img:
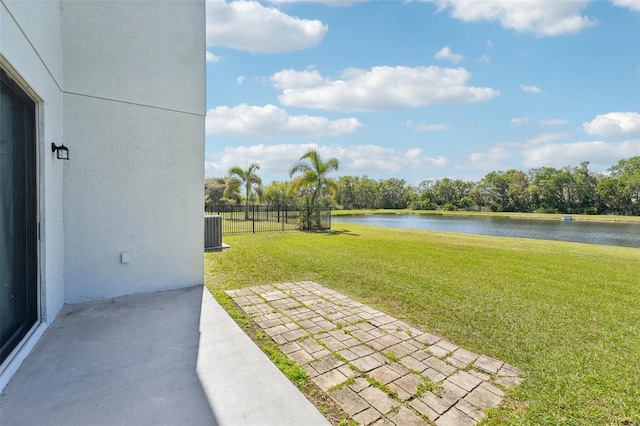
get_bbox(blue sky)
[204,0,640,185]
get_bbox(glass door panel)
[0,69,38,365]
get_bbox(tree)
[223,177,243,207]
[204,177,227,211]
[504,170,531,212]
[289,149,340,206]
[430,178,474,209]
[263,181,298,207]
[410,180,438,210]
[570,162,598,214]
[597,157,640,215]
[529,167,571,213]
[475,171,510,211]
[378,178,411,209]
[355,176,380,209]
[205,177,246,210]
[289,149,339,227]
[335,176,359,209]
[228,163,263,220]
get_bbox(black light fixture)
[51,142,69,160]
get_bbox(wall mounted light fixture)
[51,143,69,160]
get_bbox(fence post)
[252,204,256,234]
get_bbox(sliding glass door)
[0,68,38,365]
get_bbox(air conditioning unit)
[204,215,223,251]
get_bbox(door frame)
[0,58,42,371]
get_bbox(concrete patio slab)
[0,285,329,426]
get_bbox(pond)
[333,214,640,248]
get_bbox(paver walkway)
[227,281,523,426]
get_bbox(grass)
[367,377,398,398]
[414,378,440,399]
[204,223,640,425]
[260,342,309,388]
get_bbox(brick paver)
[360,386,399,414]
[387,406,429,425]
[353,407,382,425]
[328,387,369,416]
[227,281,524,425]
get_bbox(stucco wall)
[61,0,206,302]
[0,1,204,388]
[0,0,66,323]
[0,0,65,389]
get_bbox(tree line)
[205,156,640,216]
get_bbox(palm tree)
[223,177,243,207]
[289,149,339,228]
[228,163,262,220]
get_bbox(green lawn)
[204,223,640,425]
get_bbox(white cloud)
[539,119,569,126]
[272,66,499,112]
[478,54,491,63]
[526,131,574,145]
[460,146,511,170]
[205,104,362,138]
[205,144,314,179]
[405,121,451,132]
[206,0,328,53]
[334,145,447,176]
[268,0,366,5]
[582,112,640,138]
[521,84,543,94]
[206,51,220,62]
[426,0,595,36]
[237,76,246,85]
[470,147,511,162]
[511,117,530,126]
[486,40,493,50]
[205,143,447,180]
[523,140,640,168]
[271,69,326,89]
[612,0,640,12]
[434,46,464,64]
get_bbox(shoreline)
[332,209,640,225]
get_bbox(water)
[333,214,640,248]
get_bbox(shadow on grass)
[304,228,359,236]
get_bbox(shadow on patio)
[0,286,328,426]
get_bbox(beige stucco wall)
[1,0,205,388]
[1,0,66,325]
[1,0,65,389]
[60,0,206,301]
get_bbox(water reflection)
[333,214,640,248]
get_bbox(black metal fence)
[205,204,332,235]
[300,204,332,232]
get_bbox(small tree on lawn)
[228,163,263,220]
[289,149,339,228]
